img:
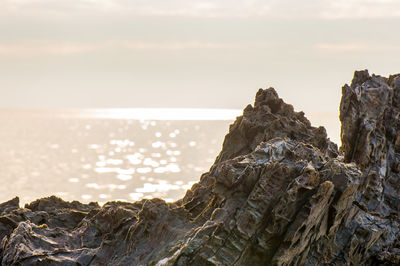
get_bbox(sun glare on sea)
[83,108,243,120]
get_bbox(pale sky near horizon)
[0,0,399,116]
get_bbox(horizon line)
[0,108,244,120]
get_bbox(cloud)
[315,43,400,52]
[2,0,400,19]
[120,41,231,50]
[2,0,120,14]
[0,41,95,56]
[0,40,236,57]
[319,0,400,19]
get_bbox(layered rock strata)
[1,70,400,265]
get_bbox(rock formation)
[1,70,400,265]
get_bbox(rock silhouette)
[1,70,400,265]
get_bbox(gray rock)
[1,70,400,265]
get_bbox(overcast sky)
[0,0,399,114]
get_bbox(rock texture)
[1,70,400,265]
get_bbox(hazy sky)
[0,0,399,114]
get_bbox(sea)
[0,109,340,206]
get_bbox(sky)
[0,0,399,116]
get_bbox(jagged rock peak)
[215,87,338,165]
[340,69,400,167]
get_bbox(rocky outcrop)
[1,70,400,265]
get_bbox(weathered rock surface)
[1,70,400,265]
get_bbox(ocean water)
[0,109,340,206]
[0,109,238,205]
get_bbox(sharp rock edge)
[1,70,400,265]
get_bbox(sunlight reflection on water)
[0,109,239,205]
[0,109,339,205]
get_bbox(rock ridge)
[1,70,400,265]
